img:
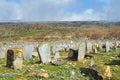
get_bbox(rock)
[104,66,112,80]
[51,60,64,66]
[0,73,13,77]
[93,65,112,80]
[32,52,38,57]
[37,72,49,78]
[28,72,36,78]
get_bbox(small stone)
[71,70,75,75]
[37,72,49,78]
[51,60,64,66]
[28,72,36,78]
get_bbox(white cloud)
[0,0,120,21]
[64,9,101,21]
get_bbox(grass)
[0,29,49,40]
[0,48,120,80]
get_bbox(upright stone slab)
[98,41,103,51]
[54,52,60,60]
[106,41,110,52]
[38,44,51,63]
[13,57,23,70]
[23,45,34,60]
[0,47,6,58]
[68,49,78,61]
[86,42,92,54]
[6,48,24,68]
[78,42,86,61]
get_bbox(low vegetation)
[0,22,120,41]
[0,48,119,80]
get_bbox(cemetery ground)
[0,48,120,80]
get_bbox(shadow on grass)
[80,68,103,80]
[106,60,120,65]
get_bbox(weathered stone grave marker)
[54,52,60,60]
[23,44,34,60]
[92,43,98,53]
[38,43,51,63]
[6,48,24,68]
[86,42,92,54]
[68,49,78,61]
[13,57,23,70]
[106,41,110,52]
[0,46,6,58]
[98,41,102,51]
[78,42,86,61]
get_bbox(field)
[0,48,119,80]
[0,22,120,41]
[0,21,120,80]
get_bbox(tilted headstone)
[106,41,110,52]
[23,45,34,60]
[38,44,51,63]
[78,42,86,61]
[86,42,92,54]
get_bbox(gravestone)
[54,52,60,60]
[86,42,92,54]
[23,45,34,60]
[0,47,6,58]
[68,49,78,61]
[13,57,23,70]
[6,48,24,68]
[98,41,102,51]
[106,41,110,52]
[92,43,98,53]
[6,49,14,67]
[38,43,51,63]
[78,42,86,61]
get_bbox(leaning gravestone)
[106,41,110,52]
[78,42,86,61]
[86,42,92,54]
[23,45,34,60]
[38,43,51,63]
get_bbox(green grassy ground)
[0,48,120,80]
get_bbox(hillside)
[0,21,120,41]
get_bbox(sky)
[0,0,120,22]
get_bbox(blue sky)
[0,0,119,21]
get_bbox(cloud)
[0,0,120,21]
[64,9,102,21]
